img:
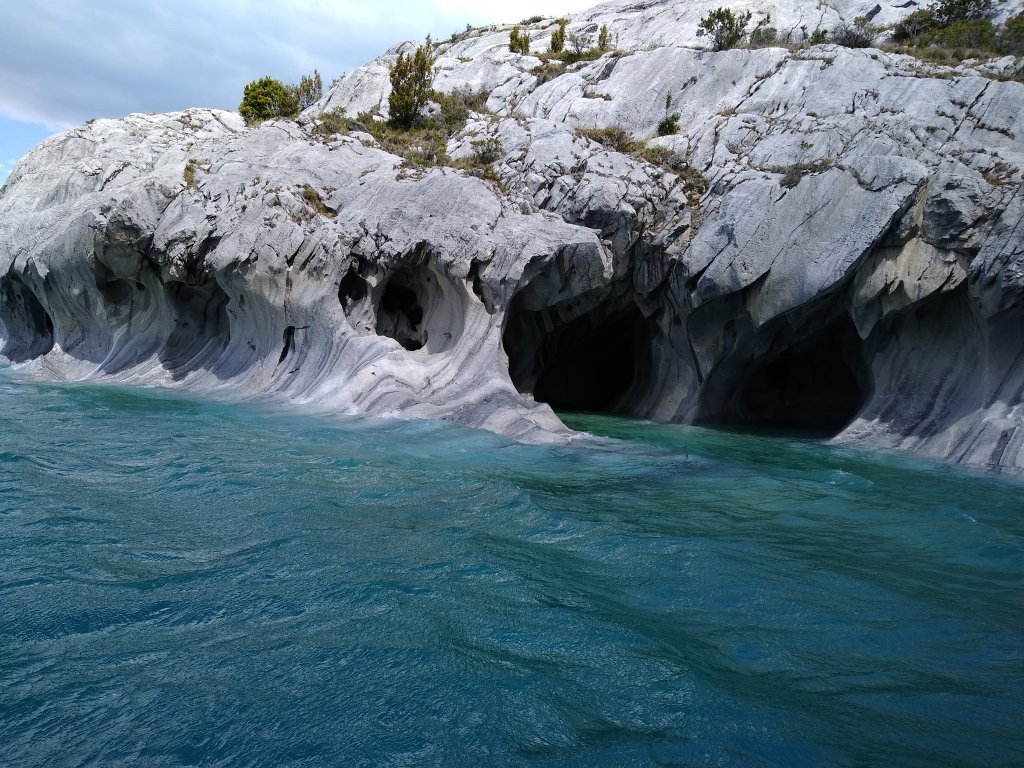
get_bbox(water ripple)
[0,374,1022,766]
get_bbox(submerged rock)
[2,0,1024,469]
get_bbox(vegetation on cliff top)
[239,72,323,126]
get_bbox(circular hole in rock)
[374,261,462,354]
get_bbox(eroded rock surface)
[2,0,1024,469]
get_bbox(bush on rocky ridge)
[748,23,779,47]
[697,8,753,51]
[389,40,436,129]
[239,72,323,126]
[658,113,680,136]
[831,17,873,48]
[578,126,641,153]
[239,77,300,125]
[509,26,531,55]
[356,87,491,170]
[888,0,1023,59]
[311,108,349,140]
[1004,12,1024,54]
[550,19,568,53]
[294,71,323,110]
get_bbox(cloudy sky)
[0,0,594,182]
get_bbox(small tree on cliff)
[239,77,300,125]
[293,70,323,110]
[550,19,568,52]
[509,26,531,54]
[598,23,612,51]
[388,40,436,129]
[697,8,753,51]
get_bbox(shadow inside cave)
[698,315,872,437]
[505,292,871,438]
[504,298,649,415]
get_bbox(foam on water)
[1,369,1022,767]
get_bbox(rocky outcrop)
[2,0,1024,469]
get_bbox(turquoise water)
[1,370,1022,767]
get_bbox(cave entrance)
[159,280,230,378]
[703,315,870,436]
[0,275,54,362]
[504,300,647,414]
[376,270,426,351]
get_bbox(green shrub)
[933,18,999,49]
[294,70,323,110]
[449,137,505,185]
[697,8,753,51]
[312,107,349,139]
[183,159,200,188]
[885,0,1022,61]
[357,88,490,170]
[892,9,938,41]
[1001,12,1024,54]
[749,25,779,47]
[433,87,488,133]
[658,113,681,136]
[891,0,996,45]
[933,0,993,25]
[831,18,873,48]
[509,26,531,54]
[471,137,504,164]
[522,15,544,25]
[532,59,566,84]
[301,184,333,217]
[568,31,591,55]
[550,19,568,53]
[598,24,612,51]
[239,77,300,125]
[448,24,475,45]
[578,126,641,153]
[389,41,436,129]
[544,46,606,65]
[809,29,829,44]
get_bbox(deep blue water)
[1,369,1022,768]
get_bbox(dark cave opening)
[93,260,134,305]
[159,280,230,377]
[0,275,54,362]
[703,315,871,436]
[376,267,427,352]
[338,264,367,311]
[504,300,647,414]
[278,325,296,365]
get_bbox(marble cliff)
[1,0,1023,469]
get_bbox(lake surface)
[1,369,1022,767]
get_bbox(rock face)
[2,0,1024,469]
